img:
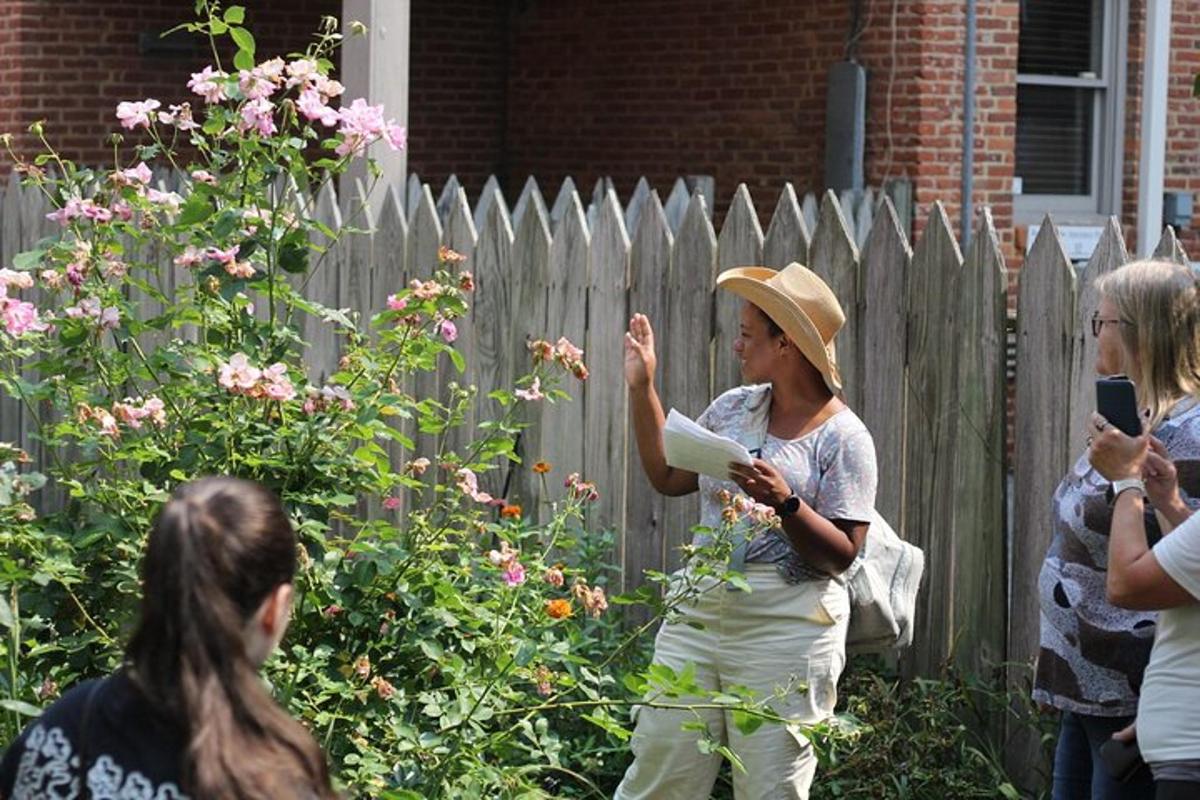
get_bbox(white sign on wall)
[1025,224,1106,262]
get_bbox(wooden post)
[340,0,409,215]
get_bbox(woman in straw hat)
[614,262,877,799]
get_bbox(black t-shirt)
[0,670,188,799]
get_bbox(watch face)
[782,495,800,514]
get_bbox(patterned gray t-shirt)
[695,384,878,582]
[1034,399,1200,716]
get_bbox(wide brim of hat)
[716,267,843,393]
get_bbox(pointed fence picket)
[5,168,1194,714]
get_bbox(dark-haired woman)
[0,477,337,800]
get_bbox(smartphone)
[1096,377,1143,437]
[1098,736,1148,783]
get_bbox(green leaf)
[0,699,42,718]
[233,48,255,73]
[209,19,228,35]
[12,249,45,270]
[582,713,632,742]
[448,348,465,374]
[223,5,246,24]
[229,26,256,57]
[278,238,308,274]
[177,193,214,226]
[731,709,764,737]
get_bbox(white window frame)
[1014,0,1128,225]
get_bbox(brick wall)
[406,0,508,200]
[0,0,338,171]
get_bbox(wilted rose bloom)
[534,665,553,697]
[101,260,128,279]
[438,246,467,265]
[500,504,522,520]
[0,269,33,291]
[514,377,544,402]
[35,677,58,702]
[458,271,475,292]
[544,566,565,587]
[570,360,590,381]
[438,319,457,343]
[323,604,343,618]
[554,337,584,365]
[583,586,608,618]
[191,169,218,186]
[371,676,396,700]
[528,339,554,363]
[226,260,256,279]
[40,270,64,289]
[354,655,371,679]
[409,279,442,301]
[544,599,572,620]
[404,457,431,476]
[174,246,204,269]
[386,293,408,312]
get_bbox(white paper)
[663,409,753,480]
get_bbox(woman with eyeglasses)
[1034,260,1200,800]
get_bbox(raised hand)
[1143,436,1183,515]
[624,313,657,390]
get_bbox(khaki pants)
[614,564,849,800]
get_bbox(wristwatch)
[1111,477,1146,499]
[776,494,801,518]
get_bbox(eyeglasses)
[1091,312,1130,338]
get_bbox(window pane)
[1018,0,1101,76]
[1016,85,1094,195]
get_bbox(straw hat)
[716,262,844,394]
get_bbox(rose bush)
[0,3,788,797]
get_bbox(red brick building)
[1,0,1196,264]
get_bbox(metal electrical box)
[825,62,866,192]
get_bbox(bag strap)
[76,676,109,799]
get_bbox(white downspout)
[1136,0,1171,257]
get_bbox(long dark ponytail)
[126,477,336,799]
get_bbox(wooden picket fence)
[0,169,1192,719]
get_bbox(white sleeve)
[1152,511,1200,602]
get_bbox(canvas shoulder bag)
[739,385,924,653]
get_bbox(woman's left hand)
[1088,412,1149,481]
[728,459,791,508]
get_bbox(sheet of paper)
[663,408,753,480]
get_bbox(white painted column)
[1136,0,1171,257]
[341,0,410,214]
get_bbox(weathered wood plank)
[302,181,344,381]
[550,176,580,235]
[662,192,716,573]
[626,189,673,587]
[763,183,810,269]
[474,174,501,233]
[1068,218,1128,459]
[1008,215,1076,788]
[624,176,652,236]
[859,196,910,526]
[900,201,963,678]
[507,183,552,515]
[951,207,1008,678]
[1153,225,1189,264]
[439,186,478,459]
[543,189,590,517]
[663,178,690,235]
[582,189,630,564]
[808,191,861,410]
[406,184,445,478]
[436,174,461,225]
[714,184,763,395]
[470,186,515,500]
[511,175,542,230]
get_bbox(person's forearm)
[1108,489,1150,603]
[1157,492,1192,533]
[628,383,686,495]
[779,502,857,574]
